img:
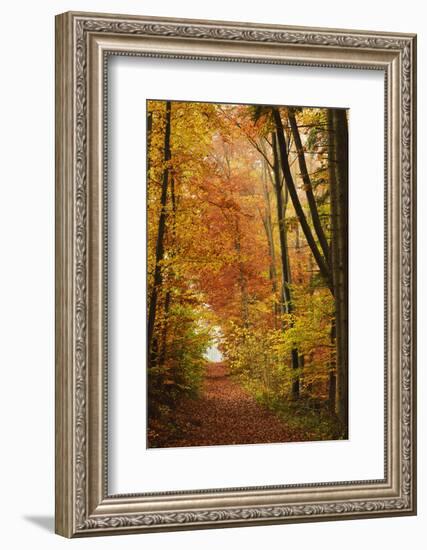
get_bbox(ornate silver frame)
[55,11,417,537]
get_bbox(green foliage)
[167,304,211,396]
[253,389,345,441]
[219,282,342,440]
[223,323,295,398]
[306,127,320,150]
[148,304,212,419]
[222,284,334,396]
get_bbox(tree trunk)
[272,133,291,312]
[234,217,249,326]
[159,290,171,366]
[271,132,299,397]
[271,107,333,294]
[260,160,281,326]
[147,101,171,367]
[328,319,337,411]
[158,175,177,367]
[328,370,337,412]
[288,108,330,266]
[147,109,153,177]
[328,109,349,435]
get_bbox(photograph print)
[146,99,348,449]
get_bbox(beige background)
[0,0,424,548]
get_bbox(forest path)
[164,362,308,447]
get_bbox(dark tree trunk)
[234,217,249,326]
[272,133,291,313]
[328,370,337,412]
[271,132,300,396]
[147,101,171,367]
[271,107,333,294]
[328,109,349,435]
[288,108,330,266]
[158,176,177,367]
[159,290,171,366]
[146,110,153,177]
[328,319,337,411]
[260,160,281,326]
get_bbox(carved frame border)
[55,11,416,537]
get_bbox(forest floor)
[149,362,315,448]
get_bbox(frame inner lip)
[102,51,389,498]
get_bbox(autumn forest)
[147,99,348,448]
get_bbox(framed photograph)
[55,11,417,537]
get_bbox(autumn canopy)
[146,99,348,448]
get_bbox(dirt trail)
[162,362,307,448]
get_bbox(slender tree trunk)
[328,109,349,435]
[272,132,299,397]
[272,133,291,312]
[328,319,337,411]
[146,110,153,178]
[334,109,349,434]
[158,175,177,367]
[260,160,281,326]
[271,107,334,294]
[234,217,249,326]
[147,101,171,367]
[292,212,305,380]
[288,108,331,266]
[159,290,171,366]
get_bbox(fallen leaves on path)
[150,362,311,448]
